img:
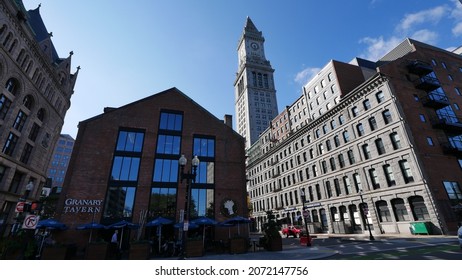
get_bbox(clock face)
[250,42,259,50]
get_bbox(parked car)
[281,226,301,238]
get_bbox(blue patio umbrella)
[191,217,217,247]
[174,221,199,230]
[145,216,173,227]
[37,218,67,230]
[223,216,251,235]
[76,222,107,242]
[107,220,140,229]
[145,217,174,252]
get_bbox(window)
[426,137,434,146]
[2,133,18,156]
[343,176,352,195]
[23,95,34,110]
[363,99,371,110]
[375,138,386,155]
[347,150,355,164]
[455,87,461,96]
[442,62,447,69]
[321,161,328,173]
[111,156,140,181]
[343,131,350,143]
[338,154,345,168]
[334,136,340,147]
[334,179,341,196]
[443,181,462,204]
[362,144,371,159]
[419,114,426,122]
[0,94,12,120]
[150,187,177,218]
[369,168,380,189]
[326,181,333,198]
[339,115,345,125]
[376,91,384,103]
[329,157,336,170]
[194,137,215,184]
[376,201,392,222]
[326,139,332,151]
[399,160,414,183]
[323,125,329,134]
[190,188,214,217]
[37,108,45,122]
[153,159,178,182]
[409,196,430,221]
[448,74,453,81]
[392,198,409,221]
[352,106,359,117]
[116,131,144,152]
[390,132,401,150]
[356,123,365,136]
[20,143,33,164]
[156,135,180,155]
[369,117,378,131]
[383,164,396,186]
[330,120,336,130]
[13,110,27,132]
[353,173,362,193]
[159,111,183,131]
[5,78,19,95]
[382,110,392,124]
[319,143,325,155]
[454,103,460,111]
[103,186,136,219]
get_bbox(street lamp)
[178,154,199,259]
[358,189,374,241]
[299,189,312,247]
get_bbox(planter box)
[186,239,204,257]
[85,243,109,260]
[42,247,68,260]
[267,237,282,251]
[229,237,248,254]
[129,243,151,260]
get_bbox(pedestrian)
[111,230,119,259]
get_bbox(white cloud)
[359,36,403,61]
[294,67,321,86]
[450,0,462,19]
[411,29,439,44]
[397,6,448,33]
[453,22,462,36]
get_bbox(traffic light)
[31,201,41,212]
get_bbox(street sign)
[22,214,39,229]
[15,202,25,213]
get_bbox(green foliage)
[262,210,280,239]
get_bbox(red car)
[281,226,301,238]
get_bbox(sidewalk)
[172,233,457,260]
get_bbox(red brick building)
[56,88,247,249]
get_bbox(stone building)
[247,39,462,236]
[0,1,78,236]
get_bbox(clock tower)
[234,17,278,149]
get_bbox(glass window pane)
[207,139,215,157]
[116,132,127,151]
[153,159,163,182]
[111,157,123,180]
[134,133,144,152]
[129,157,140,181]
[174,114,182,131]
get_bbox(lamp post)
[358,189,374,241]
[178,154,199,259]
[299,189,311,247]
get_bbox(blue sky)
[22,0,462,139]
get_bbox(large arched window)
[5,78,19,95]
[391,198,409,221]
[376,200,392,222]
[23,95,34,110]
[409,196,430,221]
[37,108,46,122]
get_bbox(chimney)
[224,114,233,128]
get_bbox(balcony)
[431,116,462,133]
[407,60,433,76]
[413,75,441,91]
[420,93,450,109]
